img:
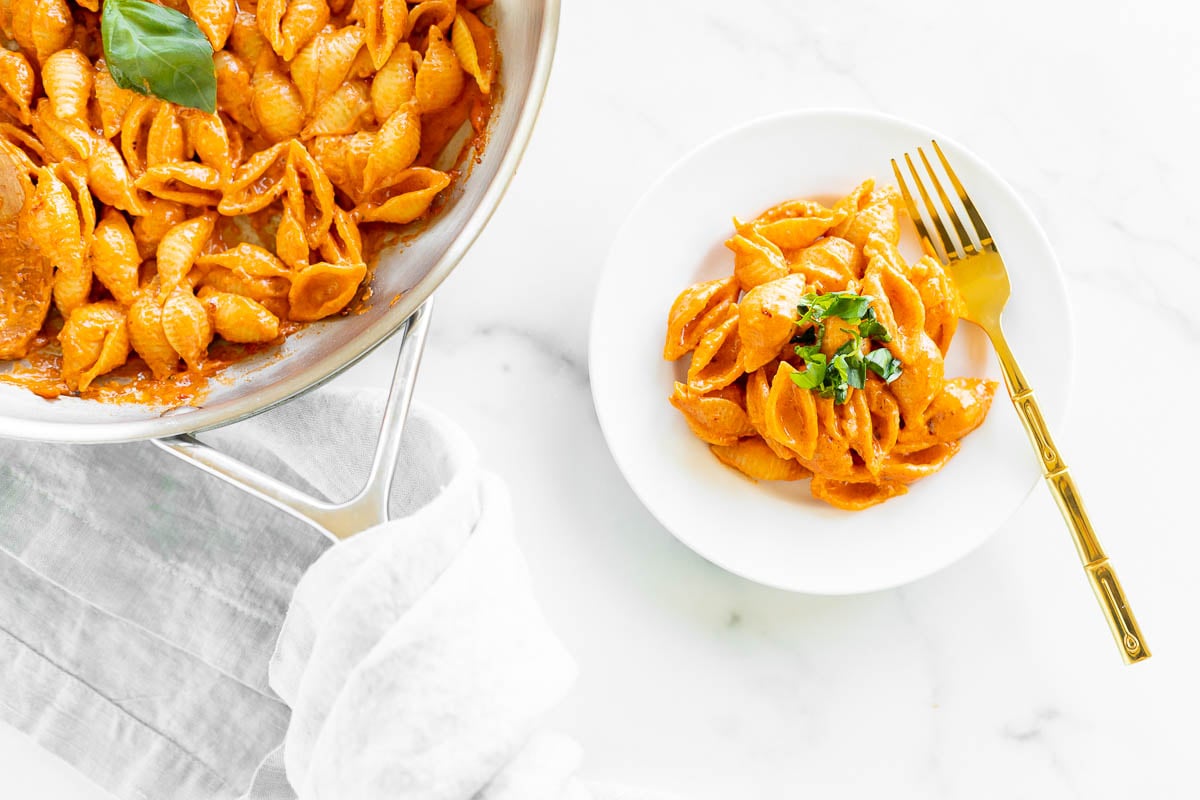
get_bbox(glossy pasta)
[0,0,498,395]
[664,180,997,510]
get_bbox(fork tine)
[932,140,994,251]
[890,157,939,261]
[918,146,976,257]
[904,152,957,262]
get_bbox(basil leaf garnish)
[101,0,217,113]
[864,348,903,383]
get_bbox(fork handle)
[989,328,1150,664]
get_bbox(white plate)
[589,109,1072,595]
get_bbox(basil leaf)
[835,327,862,358]
[794,343,822,361]
[858,309,892,343]
[845,357,866,390]
[789,355,826,390]
[865,348,903,383]
[826,353,849,390]
[102,0,217,113]
[821,292,873,321]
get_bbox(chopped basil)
[864,347,903,383]
[790,290,903,403]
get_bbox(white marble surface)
[5,0,1199,796]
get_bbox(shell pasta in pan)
[0,0,497,398]
[664,180,997,510]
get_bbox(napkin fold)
[0,389,673,800]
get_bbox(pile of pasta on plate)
[664,180,998,511]
[0,0,496,398]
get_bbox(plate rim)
[589,106,1075,595]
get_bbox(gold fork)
[891,141,1150,664]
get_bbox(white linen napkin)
[0,388,675,800]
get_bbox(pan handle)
[152,301,434,541]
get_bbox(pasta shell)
[0,49,35,125]
[183,111,235,181]
[199,267,290,314]
[128,291,180,378]
[790,236,855,291]
[362,100,420,193]
[747,199,840,251]
[829,179,874,239]
[0,121,46,167]
[318,205,364,265]
[31,0,73,64]
[308,132,371,200]
[251,59,304,143]
[119,96,160,177]
[219,140,289,214]
[196,243,291,278]
[58,300,130,392]
[91,208,141,307]
[687,303,742,393]
[744,366,798,461]
[923,378,997,443]
[24,165,84,283]
[275,205,310,268]
[147,103,186,168]
[188,0,236,50]
[878,442,959,484]
[136,162,223,207]
[214,51,260,134]
[354,166,449,224]
[86,136,146,215]
[41,49,92,122]
[283,140,336,247]
[864,377,901,454]
[300,79,372,139]
[287,260,366,321]
[92,59,137,139]
[258,0,330,62]
[763,362,819,460]
[230,10,270,64]
[711,437,811,482]
[353,0,408,69]
[132,198,187,261]
[414,25,463,114]
[406,0,456,35]
[663,275,738,360]
[31,99,91,162]
[199,288,280,343]
[452,9,496,95]
[810,476,907,511]
[908,255,961,357]
[737,273,806,372]
[156,213,216,298]
[161,287,213,371]
[290,25,365,115]
[839,186,901,261]
[726,229,788,291]
[669,381,753,446]
[370,43,415,122]
[0,190,53,361]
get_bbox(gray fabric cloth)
[0,389,432,798]
[0,388,675,800]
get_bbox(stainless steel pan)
[0,0,560,539]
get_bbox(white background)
[5,0,1199,797]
